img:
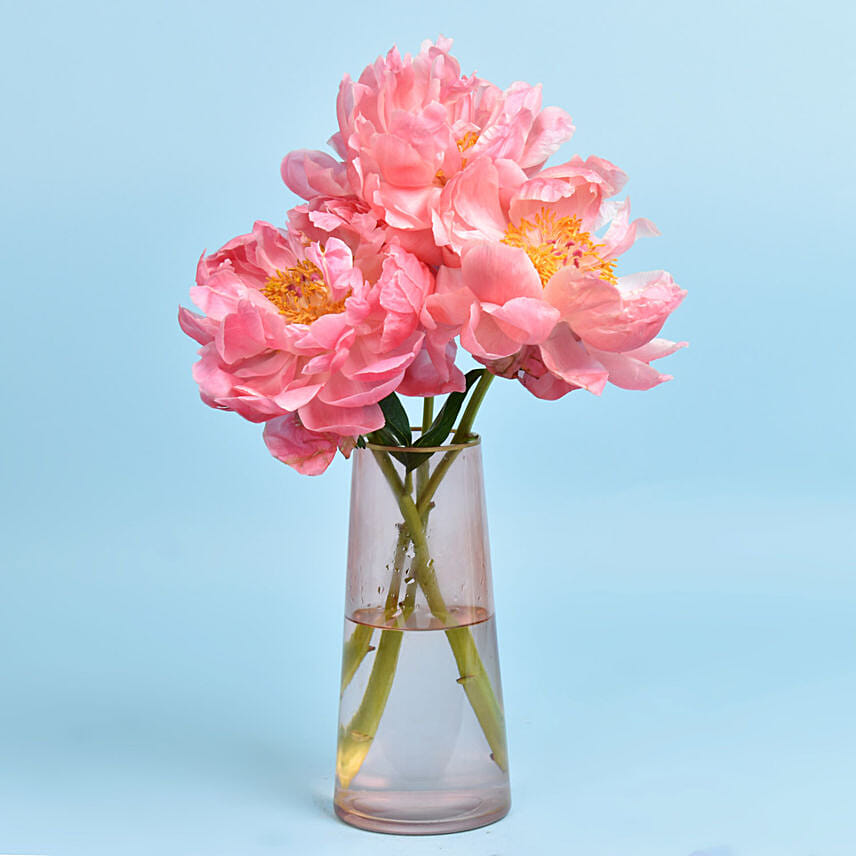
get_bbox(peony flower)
[426,154,686,397]
[178,221,453,468]
[281,37,575,238]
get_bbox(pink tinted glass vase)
[334,437,511,834]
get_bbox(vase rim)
[364,431,481,454]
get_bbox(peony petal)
[263,413,340,475]
[460,242,543,304]
[425,266,474,328]
[624,337,688,362]
[398,339,466,396]
[520,370,578,400]
[538,324,609,395]
[298,398,385,435]
[317,373,403,407]
[512,154,627,226]
[461,305,526,360]
[178,306,217,345]
[281,149,350,200]
[588,347,673,390]
[271,382,323,411]
[545,268,686,353]
[214,301,268,363]
[433,157,510,253]
[599,199,659,260]
[518,106,575,169]
[482,297,560,345]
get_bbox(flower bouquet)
[179,37,685,835]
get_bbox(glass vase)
[334,436,511,834]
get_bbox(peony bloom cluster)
[180,38,685,474]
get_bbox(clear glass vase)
[334,436,511,834]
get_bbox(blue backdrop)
[1,1,853,854]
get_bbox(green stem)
[417,397,434,522]
[374,448,508,771]
[454,370,494,443]
[340,624,374,695]
[393,481,508,771]
[341,517,410,695]
[337,627,404,787]
[444,625,507,767]
[416,370,495,517]
[422,396,434,434]
[336,453,409,787]
[383,525,411,621]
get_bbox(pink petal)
[599,199,659,260]
[461,305,527,360]
[512,155,627,225]
[545,269,686,353]
[460,242,543,304]
[625,337,688,362]
[281,149,350,200]
[271,382,323,411]
[588,346,675,390]
[372,133,438,187]
[586,338,687,390]
[521,370,578,400]
[298,398,385,435]
[426,266,474,328]
[263,413,340,476]
[178,306,217,345]
[214,301,268,363]
[518,106,575,170]
[483,297,560,345]
[538,324,609,395]
[432,157,511,253]
[397,339,466,396]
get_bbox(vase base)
[334,787,510,835]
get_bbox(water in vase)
[335,605,511,835]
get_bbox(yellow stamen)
[262,260,347,325]
[502,209,618,286]
[456,130,480,154]
[434,131,481,186]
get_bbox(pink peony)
[281,37,575,235]
[178,221,450,467]
[426,154,686,397]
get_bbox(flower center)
[435,131,482,187]
[502,209,618,286]
[262,260,347,325]
[456,130,480,154]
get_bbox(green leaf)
[367,427,399,447]
[415,369,483,449]
[366,428,413,469]
[378,393,411,446]
[399,369,484,474]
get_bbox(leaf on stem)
[368,371,485,473]
[415,369,483,448]
[379,392,412,446]
[397,369,483,473]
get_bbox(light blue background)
[1,1,853,854]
